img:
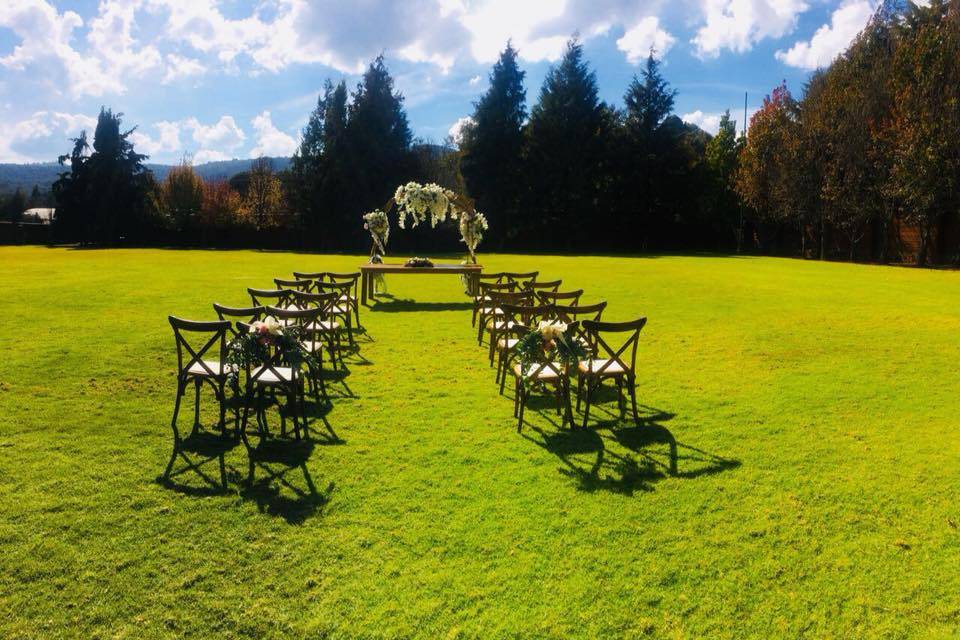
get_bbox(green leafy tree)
[887,0,960,264]
[459,42,526,246]
[704,111,745,249]
[245,157,284,230]
[162,160,204,232]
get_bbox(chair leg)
[499,359,509,395]
[628,377,641,427]
[575,373,584,412]
[163,381,186,480]
[615,377,625,419]
[216,381,227,435]
[517,384,526,432]
[192,377,202,434]
[476,316,485,345]
[488,334,497,366]
[581,379,594,430]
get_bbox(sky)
[0,0,879,164]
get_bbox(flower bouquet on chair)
[514,321,586,389]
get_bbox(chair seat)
[338,294,356,304]
[474,295,492,302]
[578,359,626,376]
[305,320,341,331]
[301,340,326,353]
[513,362,563,380]
[497,337,519,350]
[489,320,516,331]
[330,305,349,315]
[479,307,502,315]
[251,366,297,384]
[187,359,235,377]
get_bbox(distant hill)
[0,157,292,194]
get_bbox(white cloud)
[250,111,297,157]
[469,75,481,86]
[192,149,231,164]
[682,110,722,134]
[0,0,121,97]
[616,16,676,63]
[183,116,246,150]
[129,120,182,156]
[448,116,474,145]
[692,0,809,58]
[162,54,207,84]
[0,111,97,162]
[775,0,875,70]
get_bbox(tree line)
[736,0,960,264]
[49,2,960,263]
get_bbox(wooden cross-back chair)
[536,289,584,307]
[494,302,556,391]
[292,290,344,370]
[473,280,516,328]
[237,306,324,447]
[164,317,234,485]
[522,279,561,293]
[511,320,579,432]
[313,281,356,349]
[478,288,534,346]
[576,317,647,429]
[213,304,265,337]
[325,272,362,328]
[274,278,313,292]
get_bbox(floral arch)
[362,182,489,264]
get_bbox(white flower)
[251,317,283,336]
[537,320,568,341]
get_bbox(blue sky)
[0,0,877,164]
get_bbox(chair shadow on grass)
[158,430,242,497]
[371,297,473,313]
[520,400,740,496]
[240,438,337,525]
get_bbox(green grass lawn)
[1,246,959,639]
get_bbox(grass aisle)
[0,246,959,638]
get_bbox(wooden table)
[359,262,483,306]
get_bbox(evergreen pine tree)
[460,42,526,246]
[524,38,610,247]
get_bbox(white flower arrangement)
[394,182,452,229]
[459,210,489,262]
[250,317,283,337]
[537,320,569,342]
[363,209,390,254]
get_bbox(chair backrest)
[479,272,508,284]
[490,289,535,306]
[248,287,294,308]
[168,317,230,378]
[293,271,327,281]
[325,272,360,283]
[479,281,517,296]
[523,279,561,292]
[314,280,353,299]
[291,290,338,315]
[536,289,584,306]
[213,304,265,336]
[582,317,647,378]
[274,278,313,292]
[503,271,538,284]
[553,301,606,347]
[500,302,555,330]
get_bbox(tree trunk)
[818,214,825,261]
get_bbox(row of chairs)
[164,271,360,485]
[472,271,647,431]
